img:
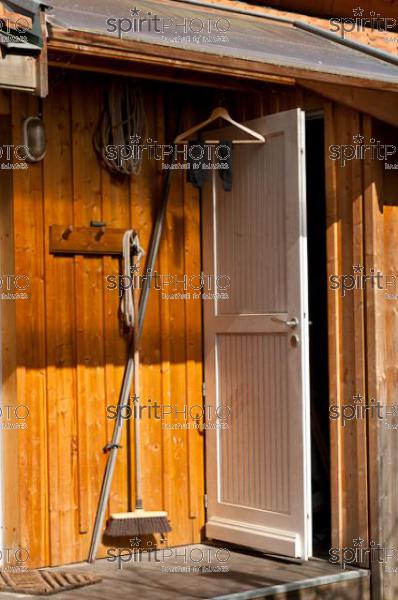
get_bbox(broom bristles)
[104,513,171,537]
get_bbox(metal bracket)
[103,443,122,454]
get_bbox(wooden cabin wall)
[1,72,205,567]
[1,76,329,569]
[2,68,396,595]
[363,117,398,600]
[319,105,398,599]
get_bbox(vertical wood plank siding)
[5,72,205,566]
[2,69,394,600]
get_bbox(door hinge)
[202,382,206,398]
[204,494,208,509]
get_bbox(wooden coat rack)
[49,224,134,256]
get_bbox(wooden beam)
[363,115,386,600]
[324,102,343,552]
[325,103,369,560]
[299,80,398,127]
[36,8,48,97]
[0,114,20,558]
[47,40,295,88]
[47,53,279,92]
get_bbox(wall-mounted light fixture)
[22,115,46,162]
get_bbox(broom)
[89,110,180,562]
[104,237,171,538]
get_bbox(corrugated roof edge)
[43,0,398,91]
[296,22,398,68]
[173,0,398,68]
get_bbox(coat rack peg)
[62,225,74,240]
[95,226,106,241]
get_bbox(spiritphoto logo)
[0,546,30,572]
[329,134,396,167]
[329,265,396,297]
[105,268,231,301]
[0,145,30,170]
[104,136,231,172]
[329,537,397,570]
[0,404,29,431]
[105,6,230,44]
[0,16,30,44]
[329,393,398,428]
[330,7,397,38]
[0,274,30,300]
[107,541,230,572]
[107,396,231,430]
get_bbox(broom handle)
[88,142,176,563]
[133,270,143,510]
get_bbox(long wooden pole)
[88,131,177,563]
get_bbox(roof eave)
[47,27,398,93]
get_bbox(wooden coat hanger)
[174,107,265,145]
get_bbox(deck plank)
[21,545,368,600]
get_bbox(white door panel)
[202,109,311,559]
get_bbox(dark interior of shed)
[305,114,331,557]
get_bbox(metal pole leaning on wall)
[88,117,180,563]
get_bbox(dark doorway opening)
[305,114,331,557]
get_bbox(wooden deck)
[0,545,369,600]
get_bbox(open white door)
[202,109,311,559]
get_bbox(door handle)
[271,316,299,329]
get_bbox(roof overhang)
[4,0,398,95]
[46,26,398,93]
[41,0,398,92]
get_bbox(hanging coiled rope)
[93,81,147,176]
